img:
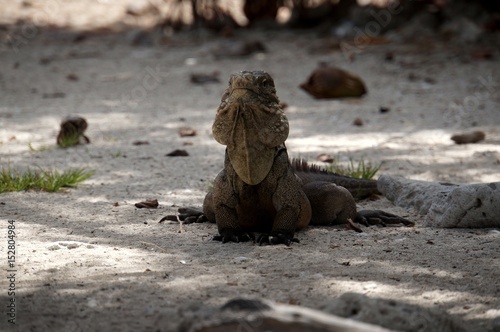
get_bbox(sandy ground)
[1,1,500,331]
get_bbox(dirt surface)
[1,1,500,331]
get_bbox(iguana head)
[220,71,279,104]
[212,71,289,185]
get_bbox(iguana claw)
[213,230,254,243]
[257,233,299,246]
[159,207,208,224]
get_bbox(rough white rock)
[378,175,500,228]
[322,292,466,332]
[180,298,395,332]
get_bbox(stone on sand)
[378,175,500,228]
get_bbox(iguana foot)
[257,233,300,246]
[357,210,414,227]
[213,230,255,243]
[159,207,208,224]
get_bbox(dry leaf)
[451,131,485,144]
[132,140,150,145]
[316,154,334,163]
[178,127,196,137]
[353,117,363,126]
[135,199,159,209]
[300,66,367,99]
[166,149,189,157]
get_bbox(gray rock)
[322,292,466,332]
[179,298,395,332]
[377,175,458,215]
[378,175,500,228]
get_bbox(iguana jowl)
[174,71,413,245]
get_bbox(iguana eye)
[260,78,271,88]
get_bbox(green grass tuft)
[326,158,380,179]
[57,133,81,148]
[0,167,94,193]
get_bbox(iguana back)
[291,159,379,200]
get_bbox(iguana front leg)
[210,171,255,243]
[256,202,304,246]
[255,151,312,246]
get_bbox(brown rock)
[300,66,367,99]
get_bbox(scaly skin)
[291,159,379,200]
[167,71,413,245]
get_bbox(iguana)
[165,71,413,245]
[56,116,90,148]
